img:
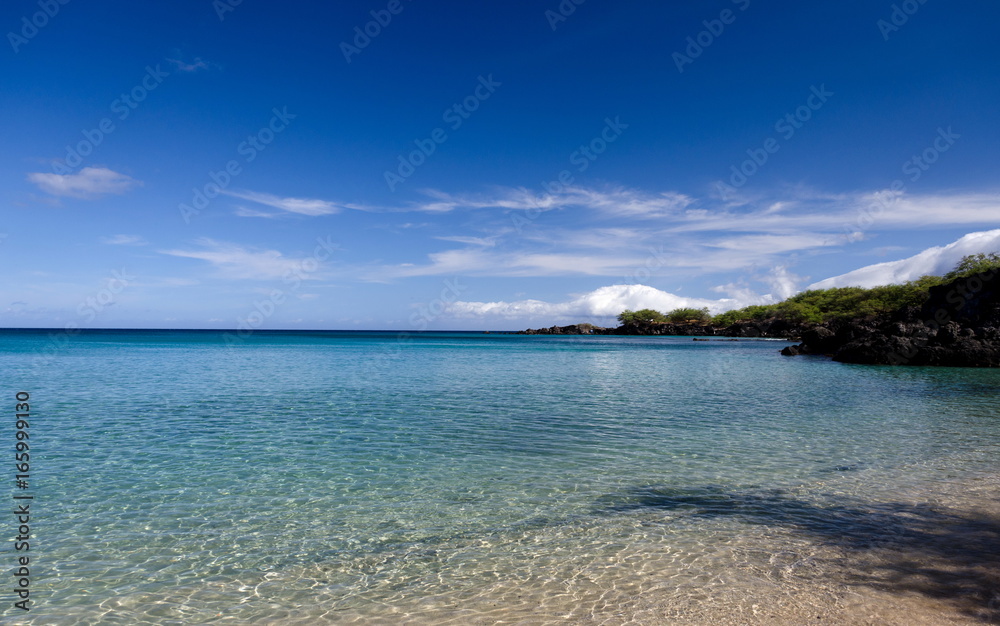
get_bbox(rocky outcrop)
[520,323,608,335]
[781,270,1000,366]
[606,321,719,336]
[720,319,805,339]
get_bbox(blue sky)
[2,0,999,330]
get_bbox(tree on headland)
[616,307,712,325]
[617,308,668,325]
[944,252,1000,281]
[666,307,711,322]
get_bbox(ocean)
[3,329,999,624]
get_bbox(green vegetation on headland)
[623,253,1000,328]
[710,278,943,326]
[617,307,711,325]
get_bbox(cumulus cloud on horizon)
[809,228,1000,290]
[446,284,774,324]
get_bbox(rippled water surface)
[3,330,999,624]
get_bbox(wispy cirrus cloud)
[28,167,140,199]
[666,189,1000,236]
[101,234,148,246]
[159,238,325,280]
[222,189,372,217]
[853,192,1000,228]
[408,184,998,232]
[403,185,693,217]
[707,233,840,254]
[433,235,498,247]
[232,205,280,219]
[558,187,694,218]
[167,56,210,72]
[372,248,653,280]
[368,186,1000,298]
[404,187,557,213]
[222,189,342,216]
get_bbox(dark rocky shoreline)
[520,270,1000,367]
[781,269,1000,366]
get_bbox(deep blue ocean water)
[2,330,999,624]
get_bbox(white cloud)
[434,235,498,247]
[405,185,693,217]
[539,228,647,249]
[232,205,279,218]
[28,167,140,198]
[711,280,769,303]
[562,187,693,218]
[447,284,767,324]
[708,233,838,254]
[222,189,351,216]
[667,190,1000,236]
[167,57,210,72]
[374,248,653,279]
[159,238,323,280]
[764,265,804,300]
[101,234,148,246]
[852,192,1000,228]
[809,229,1000,289]
[373,235,818,280]
[402,187,557,213]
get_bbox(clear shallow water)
[2,330,1000,624]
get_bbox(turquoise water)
[3,330,1000,624]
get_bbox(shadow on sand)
[599,484,1000,621]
